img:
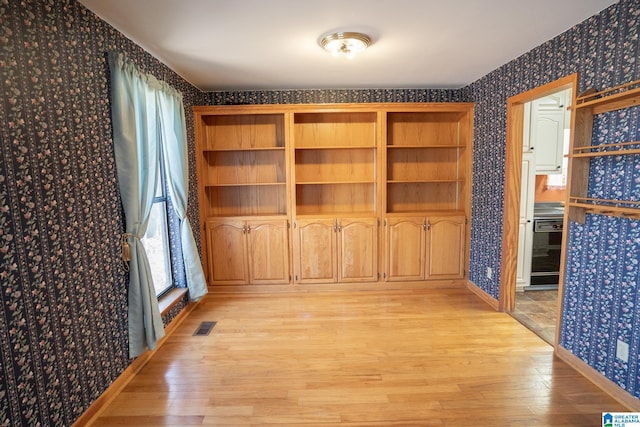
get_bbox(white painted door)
[516,153,535,290]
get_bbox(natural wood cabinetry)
[426,216,466,279]
[385,217,425,281]
[383,106,472,283]
[291,110,379,284]
[205,218,290,285]
[194,108,290,284]
[194,103,473,287]
[386,111,469,213]
[293,217,378,284]
[293,111,378,216]
[385,215,466,281]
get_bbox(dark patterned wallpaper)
[0,1,205,426]
[467,0,640,399]
[209,88,465,105]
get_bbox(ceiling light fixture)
[320,32,371,58]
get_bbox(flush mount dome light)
[320,32,371,58]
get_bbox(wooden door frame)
[499,73,578,312]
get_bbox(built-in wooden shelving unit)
[193,103,473,286]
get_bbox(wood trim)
[193,102,476,115]
[500,101,524,312]
[500,74,578,313]
[205,280,467,295]
[555,346,640,411]
[73,299,199,427]
[466,280,499,310]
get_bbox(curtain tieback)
[121,233,141,271]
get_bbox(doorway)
[499,74,578,347]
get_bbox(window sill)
[158,287,188,316]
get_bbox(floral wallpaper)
[466,0,640,399]
[0,1,205,426]
[209,88,464,105]
[1,0,639,425]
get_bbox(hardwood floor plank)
[88,288,626,426]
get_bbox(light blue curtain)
[156,89,208,300]
[109,52,165,358]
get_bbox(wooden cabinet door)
[425,216,466,280]
[246,219,290,284]
[294,218,337,283]
[205,219,248,284]
[531,93,567,174]
[386,217,425,281]
[338,218,378,282]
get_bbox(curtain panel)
[108,52,208,357]
[156,88,208,300]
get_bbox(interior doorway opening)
[499,74,578,347]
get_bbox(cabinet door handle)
[246,224,251,234]
[424,221,431,230]
[242,225,246,234]
[333,220,338,232]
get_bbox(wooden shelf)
[385,110,470,213]
[387,144,464,149]
[569,198,640,220]
[204,185,287,217]
[203,147,285,152]
[297,180,375,185]
[573,79,640,114]
[200,113,285,151]
[388,179,463,184]
[570,141,640,157]
[294,146,375,150]
[205,182,286,187]
[567,79,640,224]
[295,182,375,215]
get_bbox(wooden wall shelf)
[567,79,640,223]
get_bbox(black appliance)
[529,203,564,290]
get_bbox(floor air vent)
[193,321,216,336]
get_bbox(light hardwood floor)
[90,288,625,426]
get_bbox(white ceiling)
[79,0,618,92]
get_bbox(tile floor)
[512,289,559,345]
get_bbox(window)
[141,146,173,297]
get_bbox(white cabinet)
[516,154,535,290]
[530,92,569,174]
